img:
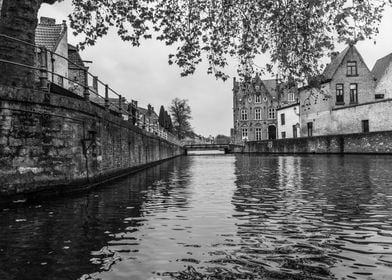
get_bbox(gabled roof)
[372,52,392,82]
[321,45,371,82]
[236,75,280,99]
[322,46,350,81]
[35,18,66,51]
[68,44,86,69]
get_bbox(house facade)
[68,44,89,96]
[299,45,378,136]
[372,53,392,99]
[277,103,300,139]
[35,17,69,88]
[232,75,298,144]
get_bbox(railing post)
[50,52,55,82]
[39,47,48,90]
[127,103,132,123]
[93,76,98,94]
[105,84,109,110]
[83,69,89,101]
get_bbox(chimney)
[40,17,56,25]
[330,51,339,62]
[151,106,154,112]
[148,104,152,113]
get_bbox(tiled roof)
[372,52,392,82]
[68,44,85,69]
[322,46,350,81]
[35,21,66,51]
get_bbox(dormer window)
[255,95,261,103]
[347,61,357,76]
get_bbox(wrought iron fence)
[0,34,181,146]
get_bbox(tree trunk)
[0,0,42,87]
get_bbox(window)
[255,128,262,141]
[288,92,295,102]
[307,122,313,137]
[268,108,276,119]
[293,125,298,138]
[255,108,261,120]
[57,75,64,87]
[281,132,286,139]
[375,94,384,100]
[240,109,248,120]
[242,128,248,139]
[350,83,358,104]
[280,113,285,125]
[255,95,261,103]
[347,61,357,76]
[336,83,344,104]
[362,120,369,133]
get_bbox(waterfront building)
[67,44,89,96]
[276,103,300,139]
[299,44,383,136]
[232,75,298,144]
[35,17,69,88]
[138,105,159,134]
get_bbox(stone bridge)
[183,144,244,154]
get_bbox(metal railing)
[0,33,181,146]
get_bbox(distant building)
[277,103,300,139]
[372,52,392,99]
[67,44,89,96]
[138,105,159,133]
[232,75,298,144]
[35,17,68,88]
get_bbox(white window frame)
[268,108,276,119]
[255,108,261,120]
[255,95,261,103]
[255,128,262,141]
[242,128,248,139]
[240,109,248,121]
[288,92,295,102]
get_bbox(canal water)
[1,154,392,280]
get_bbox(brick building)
[299,44,392,136]
[35,17,69,88]
[231,75,298,144]
[67,44,89,96]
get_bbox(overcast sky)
[39,3,392,137]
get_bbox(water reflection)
[1,155,392,280]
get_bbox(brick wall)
[243,131,392,154]
[0,85,184,196]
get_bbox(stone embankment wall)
[0,85,183,197]
[243,131,392,154]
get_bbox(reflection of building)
[232,75,298,144]
[277,103,300,139]
[35,17,69,88]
